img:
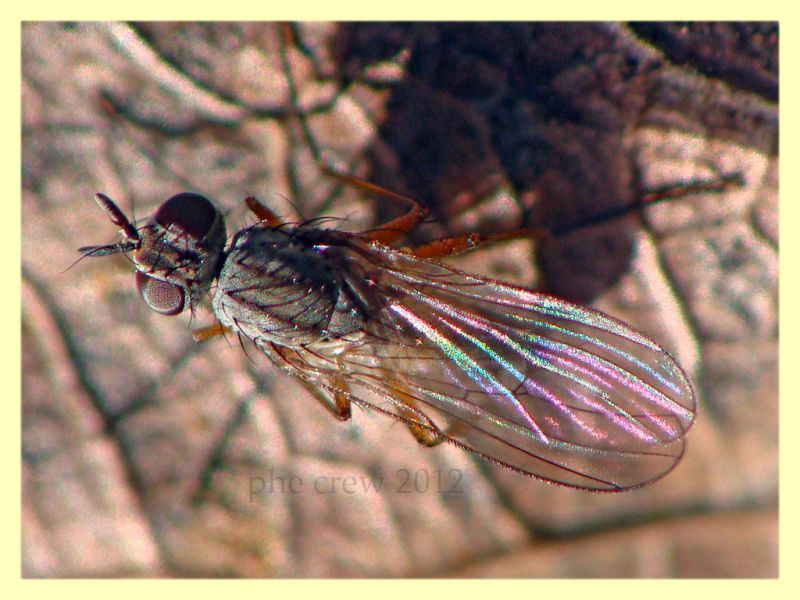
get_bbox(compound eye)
[153,193,218,241]
[135,271,185,316]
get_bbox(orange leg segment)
[411,227,549,260]
[411,172,745,259]
[193,321,231,342]
[245,196,284,228]
[320,167,429,245]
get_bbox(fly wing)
[279,240,696,491]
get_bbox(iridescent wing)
[265,238,696,491]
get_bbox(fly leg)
[378,375,472,447]
[411,228,548,260]
[244,196,284,228]
[410,171,745,260]
[269,343,353,421]
[315,158,742,260]
[397,399,470,448]
[405,415,469,447]
[320,168,429,245]
[193,321,231,341]
[395,397,445,447]
[295,374,352,422]
[407,422,445,447]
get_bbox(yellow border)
[10,1,792,596]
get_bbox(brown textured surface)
[22,22,777,577]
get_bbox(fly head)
[79,192,227,316]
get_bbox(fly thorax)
[213,225,366,346]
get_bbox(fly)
[74,166,740,492]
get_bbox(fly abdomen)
[213,224,366,347]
